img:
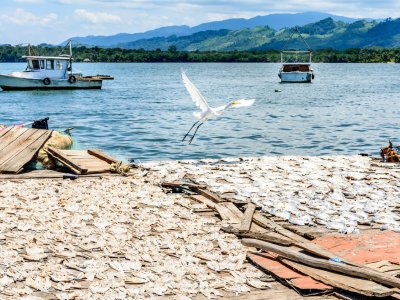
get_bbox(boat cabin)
[281,63,312,72]
[21,56,71,79]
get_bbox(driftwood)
[221,226,292,246]
[242,239,400,289]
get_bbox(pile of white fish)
[146,155,400,234]
[0,172,267,299]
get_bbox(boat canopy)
[23,55,71,60]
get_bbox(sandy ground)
[1,155,399,299]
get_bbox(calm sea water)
[0,62,399,162]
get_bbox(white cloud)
[57,0,93,3]
[74,9,122,24]
[13,0,43,3]
[1,8,57,26]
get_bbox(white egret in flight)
[181,71,255,144]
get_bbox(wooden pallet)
[0,127,52,174]
[46,147,119,174]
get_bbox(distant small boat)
[0,41,113,91]
[278,28,314,83]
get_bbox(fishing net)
[35,131,73,169]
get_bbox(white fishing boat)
[0,42,113,91]
[278,28,314,83]
[278,50,314,83]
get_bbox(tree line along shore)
[0,45,399,63]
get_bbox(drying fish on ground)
[0,174,262,298]
[145,155,400,233]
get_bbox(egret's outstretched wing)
[230,99,255,107]
[182,71,211,116]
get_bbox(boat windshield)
[28,59,40,70]
[27,59,48,70]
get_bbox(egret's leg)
[182,121,199,141]
[189,123,203,144]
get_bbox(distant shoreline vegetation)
[0,45,399,63]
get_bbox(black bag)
[32,117,49,130]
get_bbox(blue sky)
[1,0,399,44]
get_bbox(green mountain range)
[67,12,359,47]
[117,18,400,51]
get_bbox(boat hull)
[279,71,313,83]
[0,75,102,91]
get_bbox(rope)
[281,27,312,51]
[110,161,131,176]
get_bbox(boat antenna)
[69,40,73,73]
[281,27,311,52]
[69,40,72,57]
[27,44,35,56]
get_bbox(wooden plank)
[282,259,393,297]
[195,188,225,203]
[0,127,30,158]
[61,154,94,159]
[78,163,110,170]
[240,203,256,232]
[47,149,115,174]
[216,203,241,223]
[221,226,292,246]
[88,149,119,164]
[64,160,107,166]
[242,239,400,289]
[46,147,87,174]
[191,194,266,232]
[86,168,111,174]
[190,195,217,209]
[65,158,110,166]
[191,195,240,223]
[0,126,13,138]
[0,129,52,174]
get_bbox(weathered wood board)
[0,127,52,174]
[47,147,118,174]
